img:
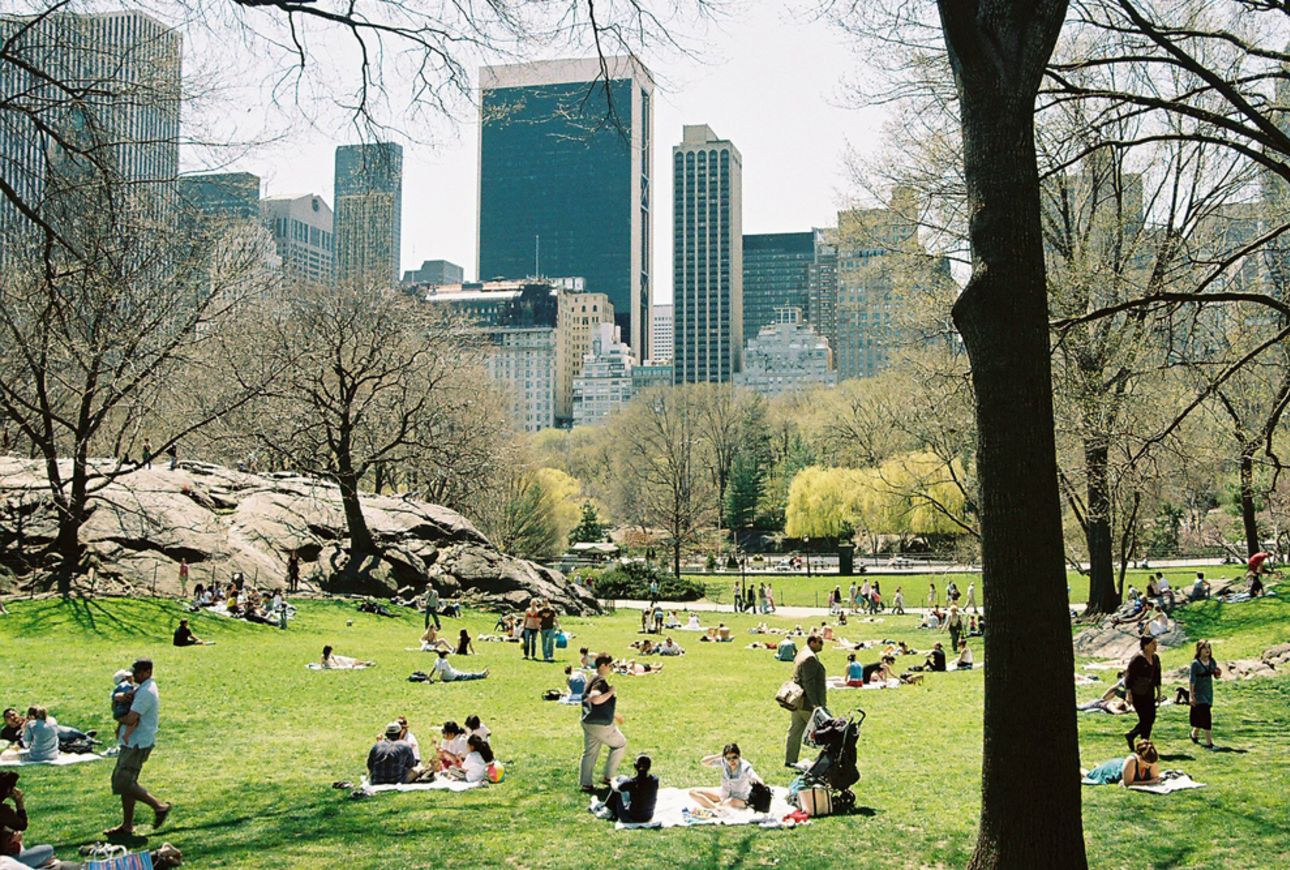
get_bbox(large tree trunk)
[48,445,90,597]
[1083,439,1120,613]
[1238,447,1260,558]
[938,2,1087,867]
[336,467,377,561]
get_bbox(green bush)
[591,561,705,601]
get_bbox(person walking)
[947,605,964,654]
[104,659,171,837]
[424,586,441,630]
[522,600,541,660]
[1189,640,1222,749]
[927,582,937,609]
[580,653,627,793]
[1125,636,1162,749]
[784,633,827,768]
[893,586,905,615]
[966,582,977,614]
[176,559,189,597]
[539,599,559,662]
[141,439,152,469]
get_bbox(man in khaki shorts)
[105,658,171,837]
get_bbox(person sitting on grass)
[631,639,656,655]
[868,656,899,684]
[419,625,452,653]
[1189,573,1211,602]
[1082,739,1161,786]
[597,754,659,823]
[437,722,469,771]
[1,771,60,869]
[432,650,489,683]
[445,735,493,784]
[685,614,702,631]
[367,722,417,785]
[717,623,732,642]
[19,708,58,763]
[171,619,207,647]
[456,629,476,657]
[321,646,374,669]
[565,666,587,701]
[664,611,682,629]
[657,636,684,656]
[955,643,974,670]
[927,642,947,672]
[465,715,491,743]
[845,654,866,687]
[776,636,798,662]
[395,716,421,764]
[689,743,764,810]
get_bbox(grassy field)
[689,567,1241,610]
[0,592,1285,869]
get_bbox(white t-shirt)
[432,657,457,680]
[470,723,491,742]
[440,734,468,760]
[404,731,421,763]
[1157,578,1171,593]
[720,759,759,801]
[463,751,488,783]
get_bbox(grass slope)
[0,593,1285,869]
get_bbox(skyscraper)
[402,259,464,286]
[673,124,743,383]
[478,57,654,358]
[0,10,181,249]
[178,172,261,222]
[334,142,403,285]
[261,193,335,286]
[742,232,815,339]
[650,304,673,363]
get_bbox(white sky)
[186,6,889,304]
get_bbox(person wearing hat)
[105,658,170,838]
[367,722,417,785]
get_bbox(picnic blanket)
[1081,770,1205,794]
[359,776,485,795]
[0,751,105,767]
[306,662,373,670]
[827,677,901,690]
[592,786,799,829]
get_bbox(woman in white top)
[689,743,762,809]
[396,716,421,763]
[956,643,975,670]
[685,614,702,630]
[465,715,491,742]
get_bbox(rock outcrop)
[0,457,598,614]
[1072,621,1187,660]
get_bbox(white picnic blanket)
[594,786,799,829]
[827,677,901,690]
[306,662,373,670]
[0,751,105,767]
[1081,771,1205,794]
[359,776,485,795]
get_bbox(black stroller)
[801,708,865,814]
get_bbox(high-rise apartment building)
[673,124,743,383]
[0,10,181,250]
[178,172,261,222]
[742,232,815,339]
[556,291,615,425]
[832,203,918,380]
[260,193,335,286]
[334,142,403,285]
[572,323,636,426]
[478,57,654,359]
[402,259,464,286]
[650,304,673,363]
[734,307,836,398]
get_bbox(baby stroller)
[799,708,865,814]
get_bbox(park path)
[611,598,1001,619]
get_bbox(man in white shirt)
[433,650,489,682]
[105,659,170,837]
[658,637,684,656]
[1155,573,1173,610]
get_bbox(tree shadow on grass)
[12,596,273,641]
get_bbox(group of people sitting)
[191,579,289,627]
[1,707,96,765]
[419,625,475,656]
[1111,597,1174,638]
[365,715,498,786]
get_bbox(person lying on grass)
[657,637,684,656]
[432,650,489,683]
[612,659,661,675]
[320,646,374,669]
[689,743,764,810]
[1082,739,1161,786]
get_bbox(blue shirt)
[112,681,134,720]
[846,662,865,682]
[125,678,159,748]
[567,672,587,698]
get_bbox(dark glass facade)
[742,232,814,339]
[479,80,635,343]
[177,172,260,221]
[334,142,403,285]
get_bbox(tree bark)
[1238,447,1260,558]
[1083,439,1120,613]
[938,2,1087,867]
[336,466,377,562]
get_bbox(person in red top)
[1247,551,1272,575]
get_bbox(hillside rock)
[1072,621,1186,660]
[0,457,598,614]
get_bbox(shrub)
[591,562,705,601]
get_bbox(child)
[437,721,468,770]
[111,669,136,744]
[451,734,494,783]
[565,666,587,700]
[465,714,491,742]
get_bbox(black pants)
[1127,692,1156,742]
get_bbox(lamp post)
[739,549,747,612]
[804,536,812,579]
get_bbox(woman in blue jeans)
[1,772,58,868]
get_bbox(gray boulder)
[0,457,598,614]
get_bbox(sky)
[188,5,890,305]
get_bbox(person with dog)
[784,634,827,768]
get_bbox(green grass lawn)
[0,593,1285,869]
[689,567,1230,609]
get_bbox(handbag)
[797,786,833,817]
[775,680,805,711]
